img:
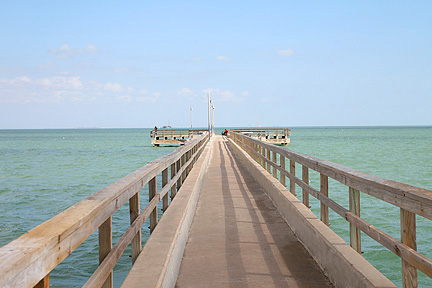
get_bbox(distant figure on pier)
[222,129,228,136]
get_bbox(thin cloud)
[49,44,98,58]
[191,57,203,62]
[278,49,295,57]
[216,56,231,61]
[203,88,243,103]
[0,75,158,104]
[103,82,123,92]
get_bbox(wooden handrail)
[229,131,432,288]
[0,133,209,288]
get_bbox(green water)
[0,127,431,287]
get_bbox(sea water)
[0,127,431,287]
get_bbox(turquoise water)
[287,126,432,287]
[0,127,431,287]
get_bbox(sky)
[0,1,431,129]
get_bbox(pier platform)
[150,128,291,146]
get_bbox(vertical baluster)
[129,192,141,264]
[401,208,418,288]
[290,160,296,195]
[280,156,286,187]
[162,168,169,212]
[149,177,158,233]
[176,158,182,192]
[171,163,176,200]
[34,274,49,288]
[272,151,277,178]
[349,187,361,254]
[320,174,329,226]
[99,217,113,288]
[181,153,186,184]
[267,149,271,173]
[302,166,309,207]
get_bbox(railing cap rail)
[231,131,432,219]
[0,132,208,288]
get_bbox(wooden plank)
[99,217,113,288]
[33,274,49,288]
[129,192,141,264]
[83,197,159,288]
[346,212,432,278]
[162,168,169,212]
[176,159,181,195]
[302,166,309,208]
[290,160,296,195]
[272,151,277,178]
[267,149,271,173]
[149,177,158,233]
[320,174,329,226]
[349,187,361,254]
[280,156,286,187]
[171,163,176,200]
[401,208,418,288]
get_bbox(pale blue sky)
[1,1,431,129]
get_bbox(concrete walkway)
[176,136,333,288]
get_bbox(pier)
[0,132,431,288]
[150,127,291,146]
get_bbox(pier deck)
[175,136,332,287]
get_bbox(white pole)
[190,107,193,129]
[210,100,213,135]
[208,93,211,138]
[211,105,215,135]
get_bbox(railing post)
[302,166,309,207]
[290,160,296,195]
[171,163,176,200]
[401,208,418,288]
[181,153,186,184]
[320,174,329,226]
[162,168,169,212]
[34,274,49,288]
[129,192,142,264]
[272,151,277,178]
[349,187,361,254]
[266,149,271,173]
[149,177,158,233]
[280,156,286,187]
[99,217,113,288]
[176,158,182,191]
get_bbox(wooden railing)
[231,128,291,139]
[230,131,432,288]
[150,128,206,138]
[0,133,209,288]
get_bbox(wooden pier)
[1,131,431,288]
[150,127,291,146]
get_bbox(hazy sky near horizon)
[1,1,431,129]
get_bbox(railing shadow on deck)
[229,131,432,288]
[0,133,209,288]
[220,140,332,287]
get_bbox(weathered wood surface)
[0,133,208,288]
[230,131,432,286]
